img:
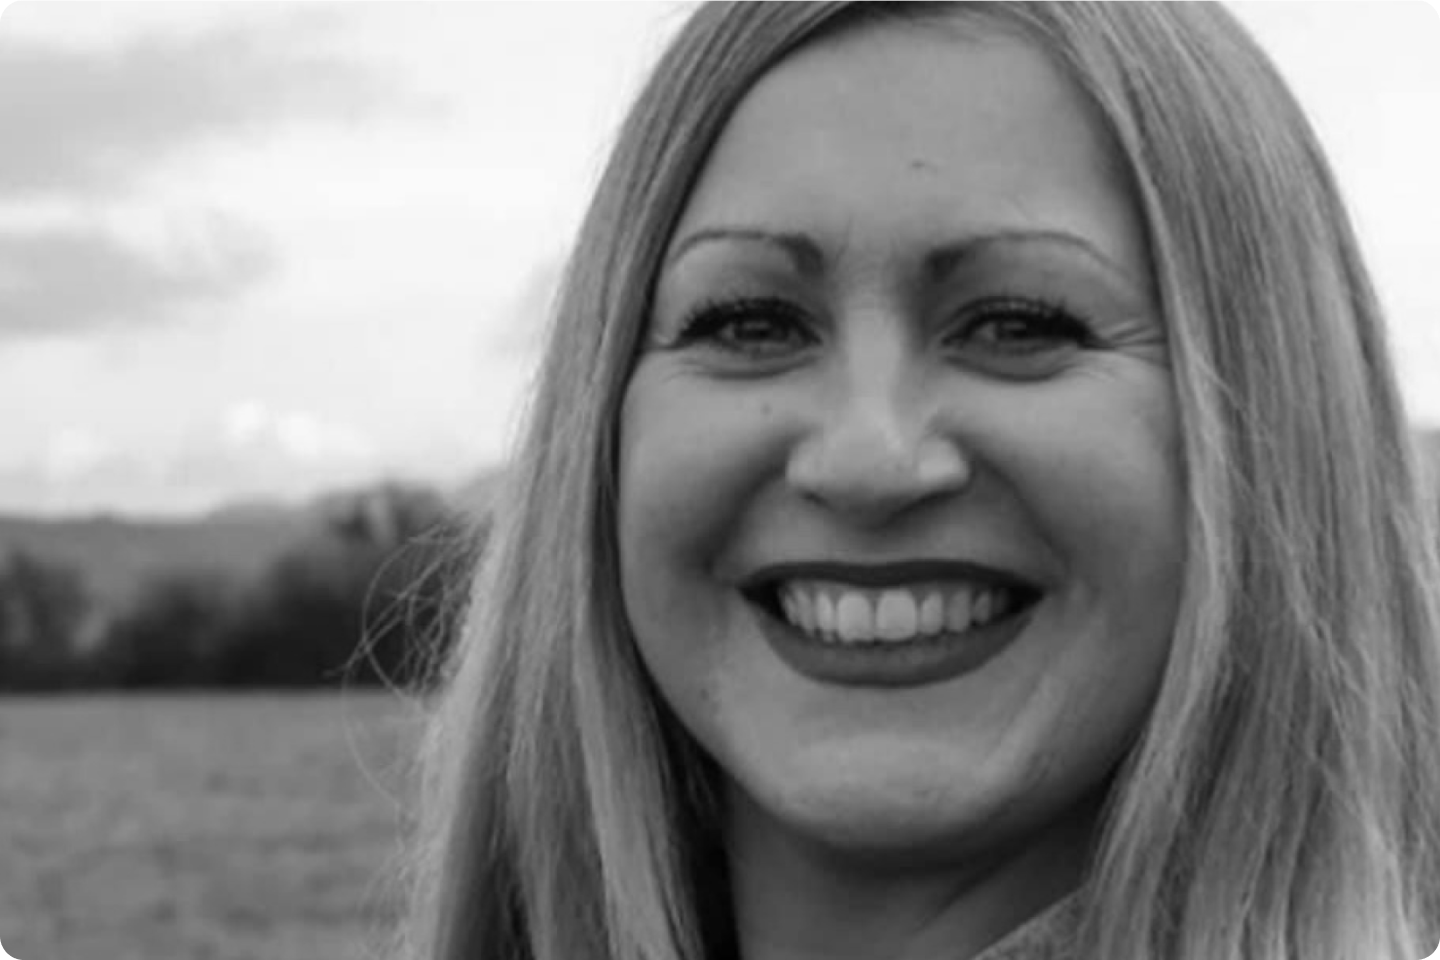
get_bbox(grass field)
[0,692,428,960]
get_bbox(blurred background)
[0,2,1435,959]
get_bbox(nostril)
[786,430,972,523]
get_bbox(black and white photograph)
[1,3,1438,960]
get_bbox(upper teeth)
[776,581,1018,644]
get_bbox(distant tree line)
[0,484,484,693]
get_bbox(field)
[0,692,428,960]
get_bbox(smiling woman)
[619,28,1182,950]
[400,5,1440,960]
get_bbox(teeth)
[770,580,1029,644]
[972,589,993,626]
[876,590,917,641]
[946,590,972,633]
[836,593,874,643]
[918,591,943,635]
[781,585,813,633]
[815,593,836,634]
[796,591,816,632]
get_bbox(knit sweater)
[969,894,1081,960]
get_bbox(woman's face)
[618,23,1183,862]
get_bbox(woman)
[401,4,1440,959]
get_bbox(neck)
[726,794,1097,960]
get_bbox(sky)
[0,2,1436,517]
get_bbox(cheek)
[994,378,1185,720]
[616,371,776,664]
[1018,374,1185,588]
[617,370,786,575]
[616,371,785,738]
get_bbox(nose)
[786,363,971,527]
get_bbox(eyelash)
[671,294,1095,357]
[948,296,1096,352]
[673,296,815,354]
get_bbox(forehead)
[668,19,1149,288]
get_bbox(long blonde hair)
[401,5,1440,960]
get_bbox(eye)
[674,296,816,359]
[944,296,1094,373]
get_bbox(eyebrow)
[664,227,827,277]
[925,229,1142,292]
[664,224,1144,294]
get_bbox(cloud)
[0,405,381,516]
[0,11,432,338]
[219,400,376,465]
[0,13,408,199]
[0,218,273,337]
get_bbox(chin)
[738,751,1026,861]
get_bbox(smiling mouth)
[759,579,1035,646]
[738,560,1045,688]
[739,560,1045,648]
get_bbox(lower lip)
[751,597,1040,689]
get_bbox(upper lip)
[737,559,1044,594]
